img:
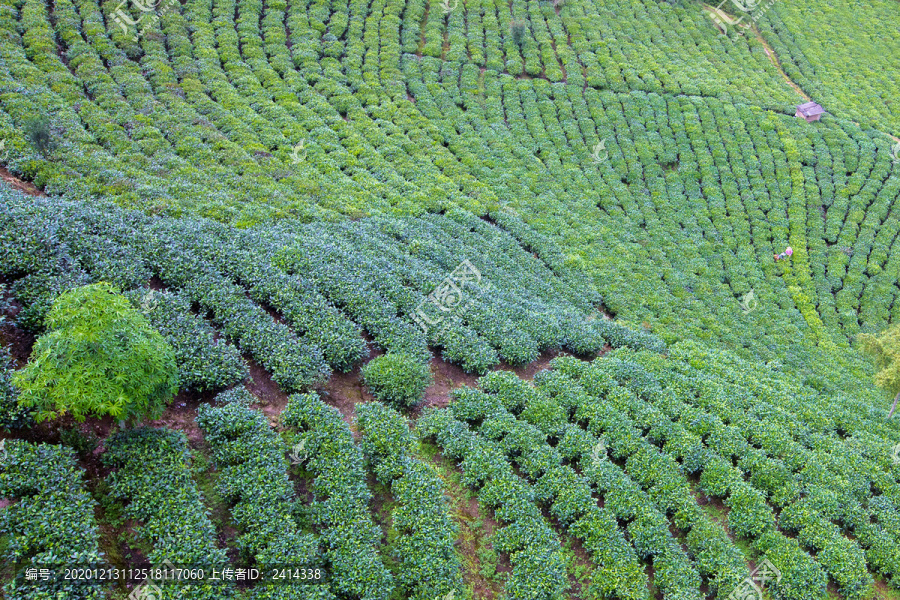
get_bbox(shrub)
[725,482,776,539]
[0,346,30,429]
[124,288,248,392]
[0,441,105,600]
[510,20,527,46]
[24,116,56,155]
[196,395,328,596]
[280,393,394,600]
[356,402,463,600]
[362,353,433,408]
[102,427,233,600]
[13,282,179,424]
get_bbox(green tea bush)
[0,347,30,429]
[0,192,660,383]
[124,288,248,392]
[196,395,335,600]
[0,440,105,599]
[361,353,433,408]
[102,427,234,599]
[417,408,568,600]
[280,393,394,600]
[356,402,463,600]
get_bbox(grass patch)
[417,439,503,599]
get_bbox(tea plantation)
[1,0,899,597]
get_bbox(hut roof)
[796,102,825,117]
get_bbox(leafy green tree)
[13,282,178,424]
[362,353,433,409]
[510,20,527,46]
[859,325,900,417]
[25,116,56,155]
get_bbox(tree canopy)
[13,282,179,423]
[858,325,900,417]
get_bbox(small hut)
[795,102,824,122]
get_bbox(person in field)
[774,246,793,261]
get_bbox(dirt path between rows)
[0,167,45,197]
[749,26,810,102]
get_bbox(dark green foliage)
[0,440,105,599]
[24,117,55,155]
[0,192,659,384]
[0,347,30,429]
[124,288,248,392]
[510,20,526,46]
[13,282,179,423]
[197,394,335,600]
[362,353,433,408]
[102,427,234,599]
[356,402,463,600]
[59,427,99,458]
[281,393,394,600]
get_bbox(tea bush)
[0,347,29,429]
[124,288,248,392]
[361,353,433,408]
[102,427,234,599]
[280,393,394,600]
[0,440,105,599]
[196,393,335,600]
[356,401,462,599]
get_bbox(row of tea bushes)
[280,393,394,600]
[355,401,463,600]
[417,408,569,600]
[0,440,105,599]
[102,427,234,599]
[196,389,337,600]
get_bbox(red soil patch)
[646,562,664,600]
[0,166,45,197]
[312,336,383,426]
[416,352,481,415]
[244,357,291,426]
[413,348,577,418]
[495,348,570,380]
[873,578,898,599]
[427,445,506,599]
[143,387,218,447]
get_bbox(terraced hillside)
[1,0,900,597]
